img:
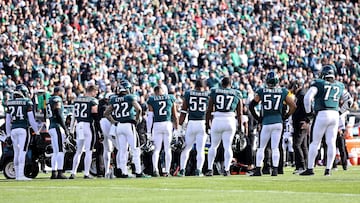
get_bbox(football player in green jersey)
[5,84,40,181]
[249,71,296,176]
[147,85,178,177]
[178,79,209,177]
[104,81,146,178]
[46,86,70,179]
[69,85,99,179]
[205,76,243,176]
[300,65,351,176]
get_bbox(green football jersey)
[256,87,289,125]
[184,90,209,120]
[73,96,98,122]
[210,87,242,112]
[147,94,176,122]
[311,79,345,112]
[109,94,137,123]
[47,96,65,129]
[7,98,33,129]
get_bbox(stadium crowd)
[0,0,360,178]
[0,0,359,108]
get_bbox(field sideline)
[1,166,359,203]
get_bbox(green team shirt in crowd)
[147,94,176,122]
[311,79,345,113]
[184,90,209,120]
[73,96,98,123]
[210,87,242,113]
[256,87,289,125]
[7,98,33,129]
[47,96,65,129]
[109,94,137,123]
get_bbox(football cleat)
[57,173,68,179]
[153,170,160,177]
[223,170,231,176]
[205,170,213,177]
[84,175,94,179]
[195,169,203,177]
[249,167,262,176]
[299,169,314,176]
[69,174,76,179]
[271,167,278,176]
[136,173,151,178]
[177,169,185,177]
[324,169,331,176]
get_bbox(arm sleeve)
[304,86,318,114]
[92,112,102,134]
[146,111,154,134]
[249,100,260,121]
[27,111,39,134]
[69,108,76,134]
[339,90,354,114]
[5,113,12,136]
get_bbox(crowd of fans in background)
[0,0,360,113]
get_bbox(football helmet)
[171,130,185,153]
[232,133,247,153]
[140,139,155,153]
[321,65,336,79]
[265,71,279,88]
[14,84,30,98]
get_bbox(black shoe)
[177,169,185,177]
[57,173,68,179]
[153,170,160,177]
[278,168,284,175]
[324,169,331,176]
[136,173,151,178]
[271,167,278,176]
[205,170,213,177]
[69,174,76,179]
[50,171,57,179]
[84,175,94,179]
[342,165,348,171]
[299,169,314,176]
[223,170,231,176]
[195,169,203,177]
[262,167,271,175]
[120,174,129,178]
[250,167,262,176]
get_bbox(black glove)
[5,137,12,146]
[305,112,314,123]
[282,113,290,121]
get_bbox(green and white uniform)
[147,94,176,174]
[207,87,242,173]
[305,78,345,171]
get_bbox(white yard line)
[1,185,360,197]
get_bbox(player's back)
[110,94,137,123]
[47,95,64,129]
[148,94,176,122]
[73,96,98,122]
[312,79,344,112]
[257,87,288,125]
[7,97,32,129]
[210,87,241,113]
[185,90,209,120]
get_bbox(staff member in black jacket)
[289,80,309,174]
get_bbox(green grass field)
[1,166,360,203]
